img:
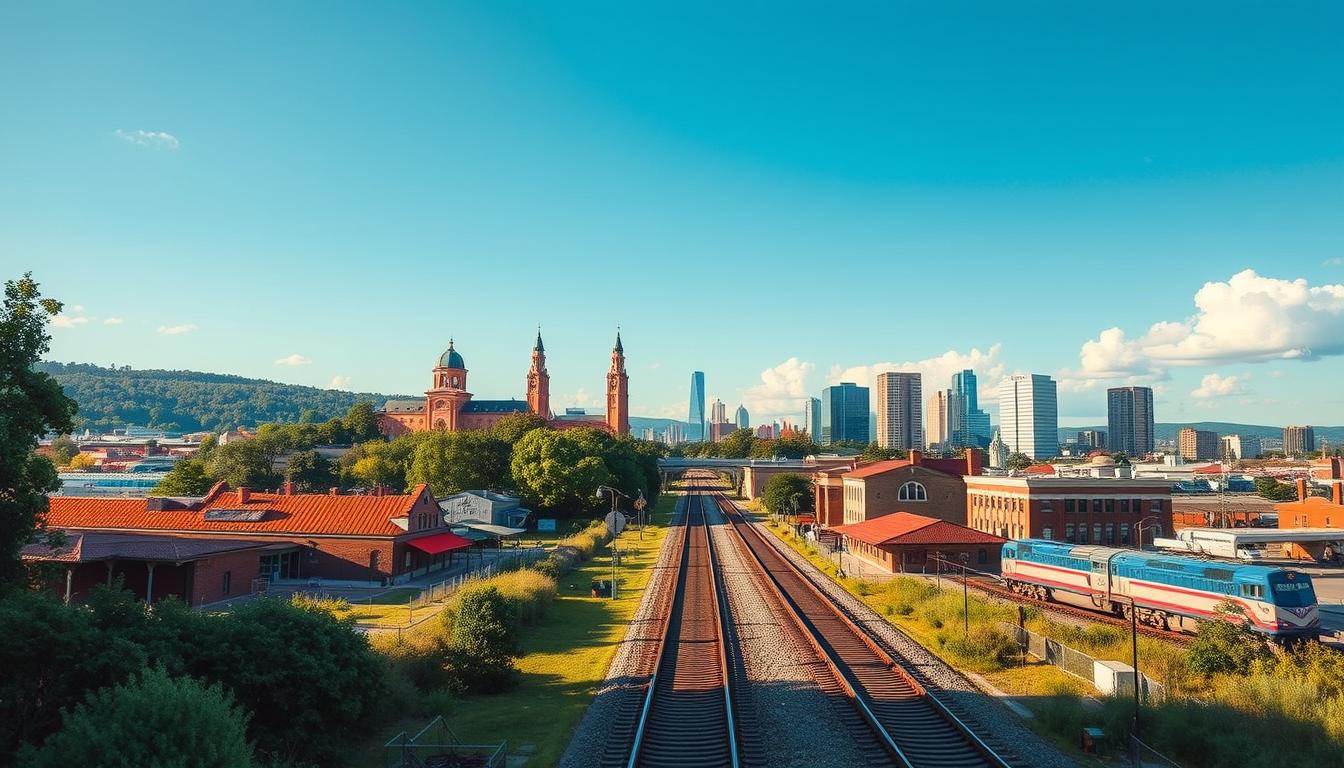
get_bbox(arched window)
[898,481,927,501]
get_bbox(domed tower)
[426,339,473,431]
[526,328,551,418]
[606,330,629,436]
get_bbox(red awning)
[407,531,473,555]
[796,514,816,524]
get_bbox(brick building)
[38,481,473,603]
[378,331,629,437]
[840,450,983,526]
[835,512,1006,574]
[965,476,1172,545]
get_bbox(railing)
[1000,622,1167,704]
[384,716,506,768]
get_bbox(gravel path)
[706,499,871,768]
[744,514,1078,768]
[557,497,686,768]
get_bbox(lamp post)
[1127,595,1141,761]
[595,485,633,599]
[790,493,802,541]
[1135,514,1160,550]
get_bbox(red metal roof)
[406,531,473,555]
[834,512,1006,547]
[843,460,913,479]
[45,484,433,538]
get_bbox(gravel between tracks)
[707,500,870,768]
[557,499,686,768]
[744,515,1078,768]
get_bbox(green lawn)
[360,495,679,767]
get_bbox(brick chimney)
[282,481,296,496]
[1296,477,1308,502]
[909,450,923,466]
[1334,481,1342,507]
[965,448,983,477]
[237,487,250,504]
[329,487,340,496]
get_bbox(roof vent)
[203,509,268,522]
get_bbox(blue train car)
[1002,539,1319,638]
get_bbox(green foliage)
[283,449,337,492]
[445,586,521,693]
[510,428,615,516]
[25,666,253,768]
[1186,606,1273,676]
[406,429,511,495]
[1,273,78,587]
[490,411,549,443]
[35,360,401,433]
[1254,476,1298,501]
[47,435,78,466]
[341,401,381,443]
[206,438,283,489]
[1004,452,1033,471]
[151,458,214,496]
[718,428,755,458]
[943,625,1019,669]
[859,442,907,462]
[762,473,813,515]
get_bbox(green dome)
[438,339,465,369]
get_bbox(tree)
[24,666,253,768]
[446,586,520,693]
[341,401,381,443]
[406,430,511,496]
[284,450,337,492]
[1255,476,1298,502]
[1005,452,1034,472]
[1186,602,1273,676]
[491,411,548,444]
[48,436,78,467]
[719,429,755,459]
[860,442,906,462]
[151,459,214,496]
[772,432,817,459]
[763,473,813,516]
[205,439,281,490]
[0,273,77,587]
[65,453,96,470]
[510,429,612,517]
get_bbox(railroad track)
[603,483,745,768]
[714,493,1013,768]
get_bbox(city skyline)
[5,4,1343,427]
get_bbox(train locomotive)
[1002,539,1320,638]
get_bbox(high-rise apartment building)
[1179,428,1219,461]
[710,398,727,425]
[735,404,750,430]
[687,371,706,442]
[998,374,1058,460]
[1284,425,1316,457]
[875,372,922,450]
[803,397,821,443]
[926,389,951,447]
[1107,386,1155,458]
[1077,430,1107,450]
[1220,434,1260,460]
[821,383,869,445]
[951,369,992,448]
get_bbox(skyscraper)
[926,389,951,448]
[998,374,1058,460]
[735,404,750,430]
[1179,427,1218,461]
[821,383,869,444]
[951,369,991,448]
[710,398,727,425]
[1284,425,1316,457]
[687,371,705,442]
[875,372,922,450]
[1107,386,1154,458]
[803,397,821,443]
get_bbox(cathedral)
[376,331,629,437]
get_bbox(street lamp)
[595,485,634,599]
[1135,515,1160,550]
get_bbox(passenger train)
[1002,539,1320,638]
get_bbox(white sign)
[537,519,557,532]
[605,511,627,536]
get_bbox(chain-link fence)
[407,547,548,609]
[1000,622,1167,704]
[1129,735,1183,768]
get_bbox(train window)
[1241,584,1263,598]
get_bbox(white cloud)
[72,305,85,312]
[1071,270,1344,383]
[1191,373,1246,399]
[102,317,124,325]
[274,354,312,366]
[329,375,352,390]
[1324,257,1344,267]
[742,357,817,420]
[115,129,180,150]
[157,324,197,335]
[49,315,89,329]
[825,345,1007,407]
[562,388,594,408]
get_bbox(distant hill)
[37,361,405,434]
[1058,422,1344,445]
[38,360,684,437]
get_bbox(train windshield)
[1267,572,1317,608]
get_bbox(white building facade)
[998,374,1058,460]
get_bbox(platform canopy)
[407,531,473,555]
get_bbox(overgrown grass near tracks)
[355,494,679,768]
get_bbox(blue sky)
[3,2,1342,428]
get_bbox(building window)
[1104,499,1114,514]
[1121,499,1130,514]
[1078,524,1088,544]
[1042,526,1053,540]
[898,482,927,501]
[1065,499,1075,514]
[1131,499,1141,516]
[222,571,232,596]
[1151,500,1163,513]
[1105,523,1115,544]
[1093,523,1102,544]
[404,551,413,569]
[369,550,380,572]
[1093,499,1102,514]
[1121,523,1131,544]
[1066,523,1076,542]
[978,548,988,564]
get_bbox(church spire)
[613,327,623,353]
[534,326,544,353]
[606,329,629,436]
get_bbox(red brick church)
[377,330,629,437]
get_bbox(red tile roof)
[834,512,1006,547]
[45,484,433,538]
[843,455,972,480]
[1024,464,1056,475]
[843,459,913,479]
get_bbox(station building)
[965,476,1172,546]
[834,511,1006,574]
[28,481,473,605]
[839,450,983,526]
[1275,478,1344,558]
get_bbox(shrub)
[25,666,252,768]
[943,625,1018,671]
[446,586,520,694]
[1186,614,1272,676]
[288,593,351,614]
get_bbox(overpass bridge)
[657,457,856,499]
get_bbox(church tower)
[606,331,629,436]
[425,339,472,431]
[526,328,551,418]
